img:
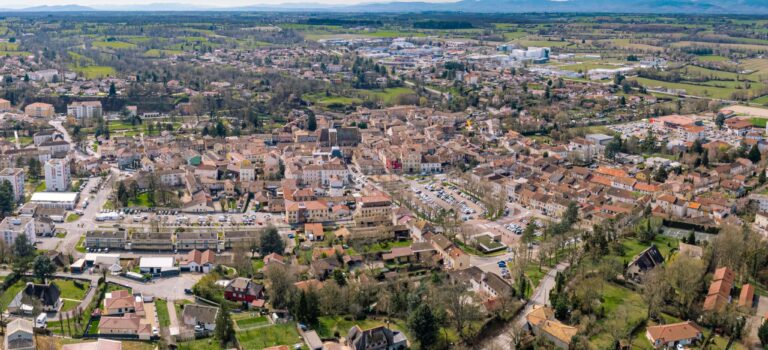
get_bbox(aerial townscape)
[2,2,768,350]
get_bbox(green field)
[176,339,225,350]
[93,41,137,49]
[558,62,621,72]
[144,49,184,57]
[317,316,385,338]
[633,77,762,100]
[235,323,303,349]
[72,65,117,79]
[589,283,648,349]
[696,55,729,62]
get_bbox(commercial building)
[44,158,71,191]
[30,192,79,209]
[0,168,25,202]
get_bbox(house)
[8,282,61,314]
[182,304,219,331]
[625,245,664,281]
[104,290,145,316]
[525,305,578,349]
[347,325,407,350]
[738,284,755,309]
[179,249,216,273]
[646,321,703,349]
[98,314,152,340]
[704,267,735,311]
[61,339,124,350]
[224,277,264,304]
[4,319,35,350]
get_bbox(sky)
[5,0,456,8]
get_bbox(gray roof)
[182,304,219,326]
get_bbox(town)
[0,8,766,350]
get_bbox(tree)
[0,179,15,217]
[408,304,439,348]
[12,234,35,271]
[332,269,347,286]
[259,226,285,255]
[441,282,481,338]
[748,144,762,163]
[116,182,128,207]
[653,166,668,183]
[307,114,317,131]
[665,254,705,318]
[265,264,295,309]
[33,255,56,283]
[214,304,234,346]
[215,121,226,138]
[715,113,726,129]
[761,168,767,185]
[27,158,40,180]
[642,268,669,318]
[294,290,320,326]
[108,82,117,97]
[758,321,768,346]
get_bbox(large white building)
[44,158,71,192]
[0,216,35,246]
[28,69,59,82]
[67,101,103,120]
[30,192,79,209]
[0,168,25,202]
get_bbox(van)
[36,313,47,328]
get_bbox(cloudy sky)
[6,0,455,8]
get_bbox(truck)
[95,212,121,221]
[35,313,47,328]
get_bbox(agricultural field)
[72,65,117,79]
[92,40,137,49]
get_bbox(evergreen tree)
[214,305,234,346]
[760,168,767,185]
[408,304,439,348]
[0,179,15,217]
[307,114,317,131]
[259,226,285,255]
[759,321,768,346]
[108,82,117,97]
[748,144,761,163]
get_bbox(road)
[481,262,569,350]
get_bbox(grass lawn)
[53,279,90,300]
[155,299,170,327]
[128,192,153,207]
[0,280,26,310]
[235,315,269,329]
[590,283,648,349]
[558,62,620,72]
[633,76,764,100]
[252,259,265,272]
[66,213,81,222]
[360,240,412,254]
[72,65,116,79]
[317,316,386,338]
[236,323,303,349]
[35,181,46,192]
[525,263,549,288]
[76,235,86,253]
[61,299,81,312]
[176,339,226,350]
[616,235,678,264]
[358,87,414,105]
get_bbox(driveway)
[480,262,569,350]
[747,295,768,348]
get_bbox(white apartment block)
[0,216,35,246]
[67,101,103,120]
[44,158,71,192]
[0,168,25,202]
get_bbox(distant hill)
[12,5,95,12]
[1,0,767,14]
